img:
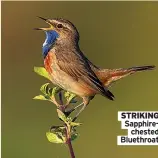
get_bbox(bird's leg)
[72,103,87,122]
[72,97,90,122]
[74,102,84,110]
[64,102,84,117]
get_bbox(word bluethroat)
[35,17,155,121]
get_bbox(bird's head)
[35,17,80,58]
[35,17,79,43]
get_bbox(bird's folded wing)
[55,51,114,100]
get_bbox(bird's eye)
[57,24,63,28]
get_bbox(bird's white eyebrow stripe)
[53,20,59,23]
[52,20,72,30]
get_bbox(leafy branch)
[33,67,82,158]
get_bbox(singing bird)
[35,17,155,121]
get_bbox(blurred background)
[2,1,158,158]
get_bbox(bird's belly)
[52,66,95,97]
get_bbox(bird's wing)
[55,51,114,100]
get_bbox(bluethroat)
[35,17,155,121]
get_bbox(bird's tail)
[127,65,155,72]
[95,65,155,87]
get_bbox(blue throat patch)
[42,30,59,58]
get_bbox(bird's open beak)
[34,16,54,31]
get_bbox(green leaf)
[71,133,78,141]
[70,122,82,127]
[46,132,65,144]
[40,83,62,98]
[34,67,51,80]
[40,83,50,96]
[57,109,67,122]
[50,125,65,133]
[51,87,62,96]
[64,91,77,103]
[33,95,48,100]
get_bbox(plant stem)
[65,125,75,158]
[58,91,63,105]
[67,137,75,158]
[58,92,76,158]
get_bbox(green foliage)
[57,109,81,127]
[51,87,62,96]
[70,122,82,127]
[46,132,66,144]
[33,95,48,100]
[57,109,67,122]
[34,67,51,80]
[64,91,77,104]
[46,124,79,143]
[33,83,61,102]
[33,66,82,145]
[45,108,81,144]
[40,83,50,95]
[71,133,78,141]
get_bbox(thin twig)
[58,91,66,112]
[50,96,60,107]
[59,92,75,158]
[65,125,75,158]
[51,92,76,158]
[58,91,63,105]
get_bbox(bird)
[35,17,155,121]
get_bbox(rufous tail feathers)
[95,65,155,87]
